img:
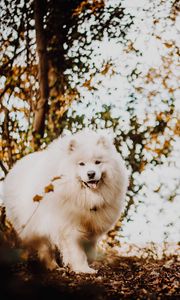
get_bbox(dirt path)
[0,254,179,300]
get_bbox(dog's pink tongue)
[92,183,97,189]
[88,182,97,189]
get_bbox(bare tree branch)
[0,161,8,176]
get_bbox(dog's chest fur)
[78,201,118,236]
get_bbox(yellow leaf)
[109,231,116,237]
[33,194,43,202]
[44,183,54,193]
[164,42,173,48]
[82,77,93,90]
[101,63,111,75]
[51,176,62,181]
[140,161,146,171]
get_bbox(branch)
[0,161,8,176]
[33,0,49,139]
[3,107,13,168]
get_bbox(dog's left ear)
[97,135,110,149]
[68,139,76,152]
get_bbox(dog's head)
[67,131,115,190]
[77,159,103,189]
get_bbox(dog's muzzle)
[82,180,100,189]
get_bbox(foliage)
[0,0,133,168]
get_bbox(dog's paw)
[85,267,97,274]
[73,266,97,274]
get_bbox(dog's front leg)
[61,234,97,274]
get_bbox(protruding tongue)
[88,182,98,189]
[92,183,97,189]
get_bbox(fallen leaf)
[44,183,54,193]
[51,176,62,181]
[33,194,43,202]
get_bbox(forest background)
[0,0,180,253]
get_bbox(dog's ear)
[97,135,110,149]
[68,139,76,152]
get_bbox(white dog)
[4,130,128,273]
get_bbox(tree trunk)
[3,107,13,170]
[33,0,49,139]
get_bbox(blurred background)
[0,0,179,254]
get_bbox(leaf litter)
[0,207,179,299]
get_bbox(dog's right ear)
[68,139,76,153]
[97,135,110,149]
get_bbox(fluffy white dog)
[4,130,128,273]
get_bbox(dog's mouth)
[83,180,100,189]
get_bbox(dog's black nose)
[87,170,95,179]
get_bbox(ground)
[0,251,179,300]
[0,207,179,299]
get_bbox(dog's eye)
[79,162,85,166]
[95,160,101,165]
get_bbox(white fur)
[4,130,128,273]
